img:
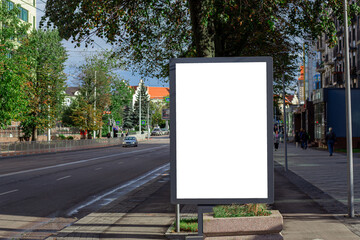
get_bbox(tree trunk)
[31,126,37,142]
[188,0,215,57]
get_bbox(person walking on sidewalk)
[295,130,300,148]
[274,130,280,151]
[326,127,336,156]
[300,129,308,150]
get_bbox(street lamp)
[343,0,354,218]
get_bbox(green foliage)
[122,105,135,130]
[17,29,68,140]
[41,0,359,92]
[213,204,271,218]
[172,218,198,233]
[0,1,31,128]
[72,52,114,131]
[61,100,79,127]
[67,136,74,140]
[110,79,134,127]
[132,82,150,127]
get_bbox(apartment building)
[8,0,37,30]
[316,16,359,88]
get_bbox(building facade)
[10,0,37,30]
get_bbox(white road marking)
[67,163,170,216]
[0,189,19,196]
[0,145,168,178]
[118,162,123,165]
[95,167,102,171]
[57,175,71,181]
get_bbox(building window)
[33,16,35,29]
[18,7,28,22]
[33,0,35,6]
[7,1,13,10]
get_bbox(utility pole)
[303,43,306,105]
[93,71,97,139]
[47,85,51,142]
[343,0,354,218]
[283,73,288,171]
[147,101,150,140]
[139,81,142,134]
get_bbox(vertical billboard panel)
[170,57,274,204]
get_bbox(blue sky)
[36,1,169,88]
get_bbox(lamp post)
[139,84,142,134]
[283,73,288,171]
[343,0,354,218]
[93,71,97,139]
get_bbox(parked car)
[151,128,162,136]
[122,136,138,147]
[161,128,169,135]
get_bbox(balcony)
[336,53,343,60]
[324,54,335,65]
[316,41,325,52]
[337,29,344,36]
[351,67,357,79]
[316,61,325,73]
[333,72,344,84]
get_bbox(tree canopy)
[42,0,360,90]
[17,29,68,141]
[0,1,31,128]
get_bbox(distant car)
[161,128,169,135]
[122,136,138,147]
[151,128,162,136]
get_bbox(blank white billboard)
[170,57,273,204]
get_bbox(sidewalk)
[46,144,360,240]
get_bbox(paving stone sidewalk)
[274,143,360,236]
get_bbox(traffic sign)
[141,120,146,125]
[165,97,170,102]
[116,120,121,126]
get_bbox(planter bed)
[203,210,283,240]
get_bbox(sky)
[36,0,169,88]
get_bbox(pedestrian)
[295,130,300,148]
[300,129,308,150]
[274,130,280,151]
[299,128,304,149]
[325,127,336,156]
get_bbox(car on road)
[151,128,162,136]
[161,128,169,135]
[122,136,138,147]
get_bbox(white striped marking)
[0,145,167,178]
[57,175,71,181]
[95,167,102,171]
[0,189,18,196]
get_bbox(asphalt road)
[0,136,170,219]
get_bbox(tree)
[42,0,360,90]
[110,79,134,127]
[61,100,79,127]
[0,1,31,128]
[122,105,135,130]
[17,29,67,141]
[71,52,113,136]
[150,98,168,128]
[71,99,103,133]
[132,81,150,130]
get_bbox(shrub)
[58,134,66,140]
[67,136,74,140]
[213,204,271,218]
